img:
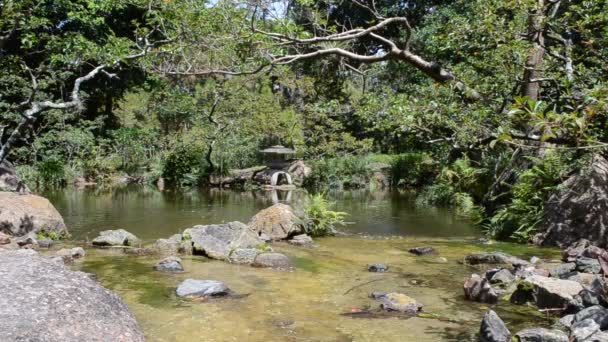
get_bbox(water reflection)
[44,186,480,241]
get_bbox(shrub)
[162,145,205,186]
[390,153,437,188]
[297,194,348,237]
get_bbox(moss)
[181,233,191,242]
[254,243,271,253]
[35,229,64,241]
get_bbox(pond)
[44,186,560,341]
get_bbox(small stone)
[480,310,511,342]
[378,293,422,314]
[92,229,140,247]
[370,291,386,300]
[408,247,436,256]
[0,232,10,245]
[229,248,259,265]
[71,247,85,259]
[154,256,184,272]
[514,328,567,342]
[37,240,53,248]
[153,238,180,255]
[530,256,541,264]
[368,263,389,273]
[253,253,291,269]
[464,274,498,304]
[176,279,229,298]
[489,269,515,285]
[288,234,313,246]
[562,239,591,262]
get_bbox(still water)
[44,187,559,341]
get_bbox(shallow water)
[46,187,560,341]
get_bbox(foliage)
[390,153,437,188]
[298,194,347,237]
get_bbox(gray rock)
[176,279,229,297]
[154,256,184,272]
[409,246,436,256]
[465,252,529,266]
[571,319,600,341]
[550,263,577,278]
[0,192,67,237]
[562,239,592,262]
[37,239,53,248]
[534,155,608,249]
[253,253,292,269]
[368,263,389,272]
[370,291,387,300]
[71,247,86,258]
[554,314,574,330]
[288,234,314,246]
[574,305,608,330]
[514,328,568,342]
[568,272,599,287]
[490,269,515,285]
[0,250,143,341]
[464,274,499,304]
[576,257,602,274]
[56,247,85,260]
[153,237,180,255]
[92,229,140,247]
[378,292,422,314]
[480,310,511,342]
[530,256,541,264]
[587,331,608,341]
[580,277,608,307]
[229,248,260,264]
[183,221,263,261]
[247,204,302,241]
[511,275,583,309]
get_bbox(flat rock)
[253,253,291,269]
[288,234,314,246]
[0,249,143,341]
[92,229,140,247]
[176,279,229,298]
[183,222,263,261]
[514,328,568,342]
[465,252,528,266]
[0,192,67,237]
[490,269,515,284]
[409,246,436,256]
[368,263,389,272]
[480,310,511,342]
[154,256,184,272]
[248,204,302,241]
[550,263,577,278]
[514,275,583,309]
[378,293,422,314]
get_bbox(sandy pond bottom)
[72,237,561,342]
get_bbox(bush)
[297,194,348,237]
[390,153,437,188]
[162,145,205,187]
[304,155,373,189]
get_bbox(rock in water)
[378,293,422,314]
[464,274,499,304]
[288,234,314,246]
[229,248,260,264]
[0,250,143,341]
[368,263,389,272]
[183,222,263,261]
[248,204,301,241]
[514,328,568,342]
[464,252,528,266]
[0,192,67,237]
[176,279,229,298]
[154,256,184,272]
[511,275,583,309]
[534,155,608,248]
[480,310,511,342]
[253,253,292,269]
[153,235,181,255]
[92,229,140,247]
[408,246,436,256]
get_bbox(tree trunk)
[521,0,546,101]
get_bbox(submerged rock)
[183,221,263,261]
[154,256,184,272]
[176,279,229,298]
[480,310,511,342]
[253,253,291,269]
[368,263,389,273]
[464,274,498,304]
[92,229,140,247]
[514,328,567,342]
[0,249,143,341]
[409,246,436,256]
[378,293,422,314]
[248,203,301,241]
[512,275,583,309]
[0,192,67,237]
[464,252,528,266]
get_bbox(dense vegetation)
[1,0,607,242]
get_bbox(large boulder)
[480,310,511,342]
[183,221,263,261]
[0,192,67,237]
[0,160,29,194]
[534,155,608,248]
[92,229,140,247]
[0,249,143,341]
[248,204,302,241]
[511,275,583,309]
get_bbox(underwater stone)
[253,253,291,269]
[176,279,229,298]
[368,263,389,272]
[154,256,184,272]
[408,246,436,256]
